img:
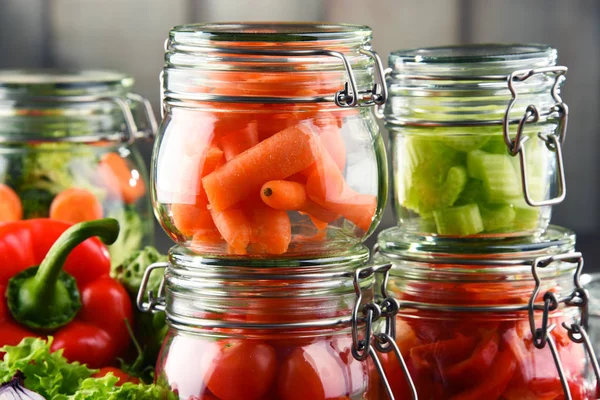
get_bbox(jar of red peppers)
[153,23,388,257]
[0,70,157,267]
[138,245,386,400]
[373,225,600,400]
[384,44,568,239]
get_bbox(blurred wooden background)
[1,0,598,267]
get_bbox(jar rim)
[389,43,555,66]
[377,225,575,265]
[170,22,372,43]
[0,69,134,97]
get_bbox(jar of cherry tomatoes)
[0,69,157,267]
[373,225,600,400]
[153,23,388,257]
[384,44,568,239]
[137,245,388,400]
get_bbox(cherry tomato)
[92,367,140,386]
[205,340,277,400]
[277,340,349,400]
[51,321,116,368]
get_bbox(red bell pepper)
[0,218,133,368]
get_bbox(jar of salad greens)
[153,23,388,258]
[0,70,157,267]
[384,44,568,239]
[137,245,395,400]
[373,225,600,400]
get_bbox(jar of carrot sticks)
[154,23,388,257]
[0,69,157,267]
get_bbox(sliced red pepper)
[449,349,516,400]
[410,333,478,369]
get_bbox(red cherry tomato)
[51,321,116,368]
[277,340,349,400]
[205,340,277,400]
[92,367,140,386]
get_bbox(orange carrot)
[0,183,23,222]
[303,139,346,201]
[97,152,145,204]
[314,115,346,172]
[202,124,319,212]
[49,188,104,224]
[308,184,376,232]
[260,180,338,224]
[171,197,217,238]
[203,144,225,174]
[244,199,291,255]
[218,121,259,161]
[210,207,251,254]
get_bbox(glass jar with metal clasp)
[384,44,568,240]
[153,22,388,257]
[0,69,157,267]
[136,245,403,400]
[372,225,600,400]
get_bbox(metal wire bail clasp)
[351,266,378,362]
[502,66,568,207]
[370,263,418,400]
[136,262,168,313]
[528,252,584,400]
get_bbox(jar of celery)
[385,44,568,239]
[0,70,157,267]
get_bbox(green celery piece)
[454,179,485,206]
[512,205,541,231]
[481,135,510,154]
[467,150,521,203]
[510,136,550,202]
[433,203,484,236]
[440,134,491,152]
[414,166,468,212]
[480,204,517,232]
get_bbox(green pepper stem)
[33,218,119,296]
[6,218,120,331]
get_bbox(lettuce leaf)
[0,338,175,400]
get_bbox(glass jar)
[384,44,568,239]
[374,226,598,399]
[0,69,157,267]
[153,23,388,257]
[139,245,383,400]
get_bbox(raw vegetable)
[0,338,175,399]
[0,184,22,222]
[49,188,104,224]
[400,132,549,235]
[106,205,147,270]
[113,246,168,382]
[0,371,45,400]
[0,218,132,368]
[97,152,146,205]
[202,124,319,212]
[244,199,292,255]
[19,188,54,219]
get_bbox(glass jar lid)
[0,69,157,143]
[377,224,575,265]
[163,22,386,109]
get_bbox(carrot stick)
[171,197,217,238]
[202,124,319,211]
[260,180,338,223]
[203,145,225,174]
[218,121,259,161]
[0,183,23,222]
[49,188,103,224]
[98,152,146,204]
[308,184,377,232]
[244,199,291,255]
[303,139,346,201]
[315,115,346,172]
[210,207,251,254]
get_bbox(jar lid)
[377,225,575,265]
[0,69,133,98]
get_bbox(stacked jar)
[376,44,600,399]
[140,23,393,400]
[0,70,156,267]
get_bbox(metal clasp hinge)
[136,262,168,313]
[503,66,568,207]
